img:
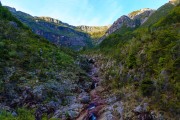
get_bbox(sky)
[1,0,168,26]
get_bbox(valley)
[0,0,180,120]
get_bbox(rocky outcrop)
[77,25,109,33]
[128,8,155,25]
[100,8,155,43]
[35,16,74,28]
[105,15,135,36]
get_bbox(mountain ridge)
[98,8,155,43]
[5,6,93,50]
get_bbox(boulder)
[78,92,91,104]
[80,96,90,104]
[11,111,18,117]
[134,103,149,113]
[32,85,45,101]
[68,110,79,119]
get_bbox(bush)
[140,79,155,96]
[0,108,34,120]
[127,53,137,69]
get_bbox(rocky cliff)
[5,6,93,50]
[100,8,155,43]
[128,8,155,24]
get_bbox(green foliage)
[0,5,87,107]
[153,5,180,27]
[96,3,180,115]
[0,108,34,120]
[142,3,174,27]
[127,53,137,69]
[0,6,28,29]
[140,79,155,96]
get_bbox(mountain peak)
[169,0,180,5]
[128,8,155,19]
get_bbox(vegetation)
[142,3,174,27]
[77,26,109,44]
[0,1,180,119]
[92,4,180,116]
[0,4,89,119]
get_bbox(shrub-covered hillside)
[0,4,90,119]
[91,3,180,119]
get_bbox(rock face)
[5,6,93,50]
[100,8,155,43]
[77,25,109,33]
[105,15,135,36]
[128,8,155,25]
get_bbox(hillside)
[87,3,180,119]
[6,6,93,50]
[0,4,92,120]
[0,0,180,120]
[99,8,155,43]
[142,3,174,27]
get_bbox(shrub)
[140,79,155,96]
[127,53,137,69]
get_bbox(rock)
[99,111,115,120]
[133,103,153,120]
[106,15,135,36]
[78,92,91,104]
[0,104,11,111]
[9,21,18,28]
[10,98,20,107]
[134,103,149,113]
[52,110,62,118]
[106,96,117,104]
[68,110,79,119]
[12,111,18,117]
[134,105,143,113]
[80,96,90,104]
[33,85,44,101]
[128,8,155,24]
[47,101,58,110]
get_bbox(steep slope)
[142,3,174,27]
[6,6,93,50]
[87,3,179,119]
[0,5,92,120]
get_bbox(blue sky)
[1,0,168,26]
